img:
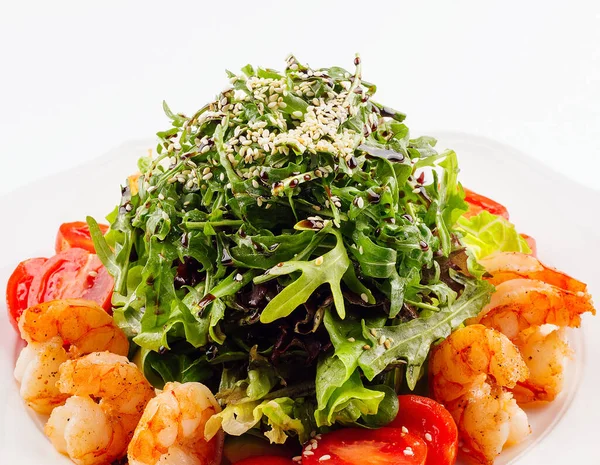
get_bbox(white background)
[0,0,598,195]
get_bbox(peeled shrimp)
[128,382,224,465]
[45,352,155,465]
[472,279,594,340]
[479,252,589,293]
[14,299,129,413]
[511,327,571,403]
[430,325,530,465]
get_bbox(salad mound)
[89,55,527,443]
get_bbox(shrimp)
[471,279,594,340]
[511,327,571,403]
[128,382,224,465]
[45,352,155,465]
[430,325,530,465]
[14,299,129,414]
[18,299,129,356]
[479,252,589,293]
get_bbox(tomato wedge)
[6,257,47,331]
[55,221,109,254]
[27,248,113,311]
[463,188,509,220]
[233,457,294,465]
[301,428,427,465]
[388,395,458,465]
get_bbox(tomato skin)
[6,257,47,332]
[233,457,295,465]
[388,395,458,465]
[27,248,113,312]
[463,188,509,220]
[55,221,109,254]
[302,428,427,465]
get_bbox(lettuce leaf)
[457,210,531,277]
[204,397,304,444]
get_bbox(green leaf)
[359,276,494,389]
[457,210,531,260]
[258,230,350,323]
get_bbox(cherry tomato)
[388,395,458,465]
[6,257,47,331]
[301,428,427,465]
[28,248,113,311]
[55,221,109,254]
[521,234,537,257]
[233,457,295,465]
[463,188,509,220]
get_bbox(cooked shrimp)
[45,352,155,465]
[472,279,595,340]
[430,325,530,465]
[14,337,69,414]
[18,299,129,357]
[14,299,129,414]
[128,382,224,465]
[479,252,588,293]
[511,327,571,403]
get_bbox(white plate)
[1,133,598,464]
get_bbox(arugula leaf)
[359,275,494,389]
[257,229,350,323]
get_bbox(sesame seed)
[268,101,278,109]
[424,433,433,442]
[252,179,259,189]
[363,344,371,350]
[360,293,368,303]
[347,337,356,342]
[234,273,243,282]
[402,426,409,434]
[314,256,324,266]
[357,197,365,209]
[379,335,386,345]
[88,270,98,277]
[202,167,211,175]
[384,339,392,350]
[202,172,213,180]
[219,173,225,181]
[125,204,132,211]
[304,450,314,456]
[319,456,331,462]
[292,111,303,118]
[305,444,313,451]
[370,328,377,337]
[403,447,414,457]
[201,144,211,154]
[358,246,364,255]
[257,197,263,207]
[315,434,322,440]
[292,457,302,463]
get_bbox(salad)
[7,56,595,465]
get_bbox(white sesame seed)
[219,173,225,182]
[304,450,314,456]
[252,179,259,188]
[357,197,365,209]
[424,433,433,442]
[370,328,377,337]
[305,444,313,452]
[319,456,331,462]
[384,339,391,350]
[358,246,364,255]
[314,256,324,266]
[234,273,243,282]
[88,270,98,277]
[292,457,302,463]
[347,337,356,342]
[379,335,386,345]
[363,344,371,350]
[402,426,409,434]
[403,447,414,457]
[315,434,322,440]
[360,293,368,303]
[292,111,303,118]
[268,101,278,109]
[202,172,213,180]
[257,197,263,207]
